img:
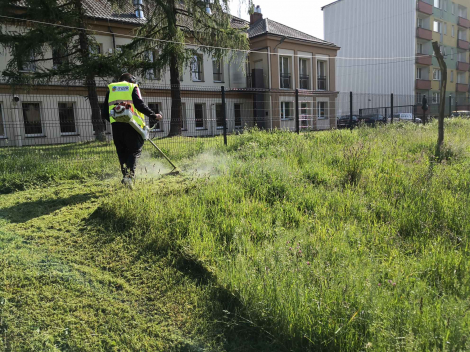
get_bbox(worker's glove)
[150,113,163,121]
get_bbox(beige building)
[0,1,339,147]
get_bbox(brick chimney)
[250,5,263,24]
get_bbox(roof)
[248,18,337,47]
[321,0,344,11]
[82,0,147,25]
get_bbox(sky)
[229,0,335,40]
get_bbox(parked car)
[357,114,386,126]
[388,113,422,123]
[451,111,470,118]
[337,115,358,129]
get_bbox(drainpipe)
[12,97,22,147]
[108,26,116,51]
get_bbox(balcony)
[299,74,309,90]
[317,76,327,91]
[416,79,431,90]
[456,83,468,92]
[280,73,291,89]
[458,16,470,28]
[458,39,470,50]
[417,0,433,15]
[457,61,470,71]
[416,54,432,65]
[416,27,432,40]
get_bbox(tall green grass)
[98,121,470,351]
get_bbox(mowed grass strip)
[1,120,470,351]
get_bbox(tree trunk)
[168,53,182,137]
[74,0,105,140]
[432,41,447,158]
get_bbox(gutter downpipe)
[108,26,116,51]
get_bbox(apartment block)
[323,0,470,111]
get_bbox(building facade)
[323,0,470,113]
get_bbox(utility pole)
[432,41,447,158]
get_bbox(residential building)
[323,0,470,112]
[247,7,340,130]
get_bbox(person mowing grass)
[102,73,162,187]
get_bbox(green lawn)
[1,122,470,351]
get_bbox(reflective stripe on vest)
[107,82,146,128]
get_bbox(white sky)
[229,0,335,40]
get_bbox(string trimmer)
[147,138,180,176]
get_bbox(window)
[280,102,293,120]
[299,58,309,89]
[191,55,203,82]
[433,92,440,103]
[144,51,161,80]
[234,103,242,128]
[444,0,447,11]
[0,103,4,138]
[212,59,223,82]
[458,30,466,40]
[280,56,291,89]
[434,0,440,8]
[457,72,466,83]
[180,103,187,130]
[458,51,466,62]
[417,67,423,79]
[434,21,442,33]
[195,103,205,129]
[452,25,455,37]
[89,43,102,55]
[416,93,423,105]
[317,60,327,90]
[216,103,224,129]
[317,101,328,120]
[444,23,447,35]
[452,2,455,14]
[417,43,423,54]
[300,102,310,128]
[451,48,454,59]
[58,102,77,135]
[17,50,36,72]
[433,68,441,80]
[148,103,163,131]
[52,46,68,68]
[451,70,454,82]
[459,7,467,18]
[22,103,43,136]
[417,18,423,28]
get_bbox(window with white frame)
[444,0,447,12]
[458,30,466,40]
[299,58,310,89]
[148,103,163,131]
[452,25,455,37]
[52,45,68,68]
[451,48,454,60]
[194,103,205,129]
[280,101,293,120]
[144,51,161,80]
[416,93,423,105]
[433,20,442,33]
[300,102,310,128]
[22,103,43,136]
[452,2,455,14]
[0,103,4,138]
[432,92,440,103]
[417,67,423,79]
[443,23,447,35]
[58,102,77,135]
[191,55,204,82]
[216,103,224,129]
[434,0,440,8]
[234,103,242,128]
[459,6,467,18]
[451,70,454,82]
[317,101,328,120]
[417,43,424,54]
[417,18,423,28]
[433,68,441,80]
[279,56,291,89]
[212,59,223,82]
[17,50,36,72]
[89,43,102,55]
[317,60,328,90]
[458,51,466,62]
[457,72,466,84]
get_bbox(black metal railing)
[317,76,327,90]
[213,72,223,82]
[280,73,291,89]
[300,74,309,90]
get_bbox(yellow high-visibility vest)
[107,81,146,128]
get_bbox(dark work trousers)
[111,122,144,177]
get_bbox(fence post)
[390,93,394,124]
[295,89,300,134]
[221,86,227,146]
[449,95,452,117]
[349,91,353,130]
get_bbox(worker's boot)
[121,169,135,190]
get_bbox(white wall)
[323,0,416,95]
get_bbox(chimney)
[133,0,145,19]
[250,5,263,24]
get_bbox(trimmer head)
[164,168,181,176]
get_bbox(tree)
[116,0,253,136]
[0,0,124,139]
[432,41,447,158]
